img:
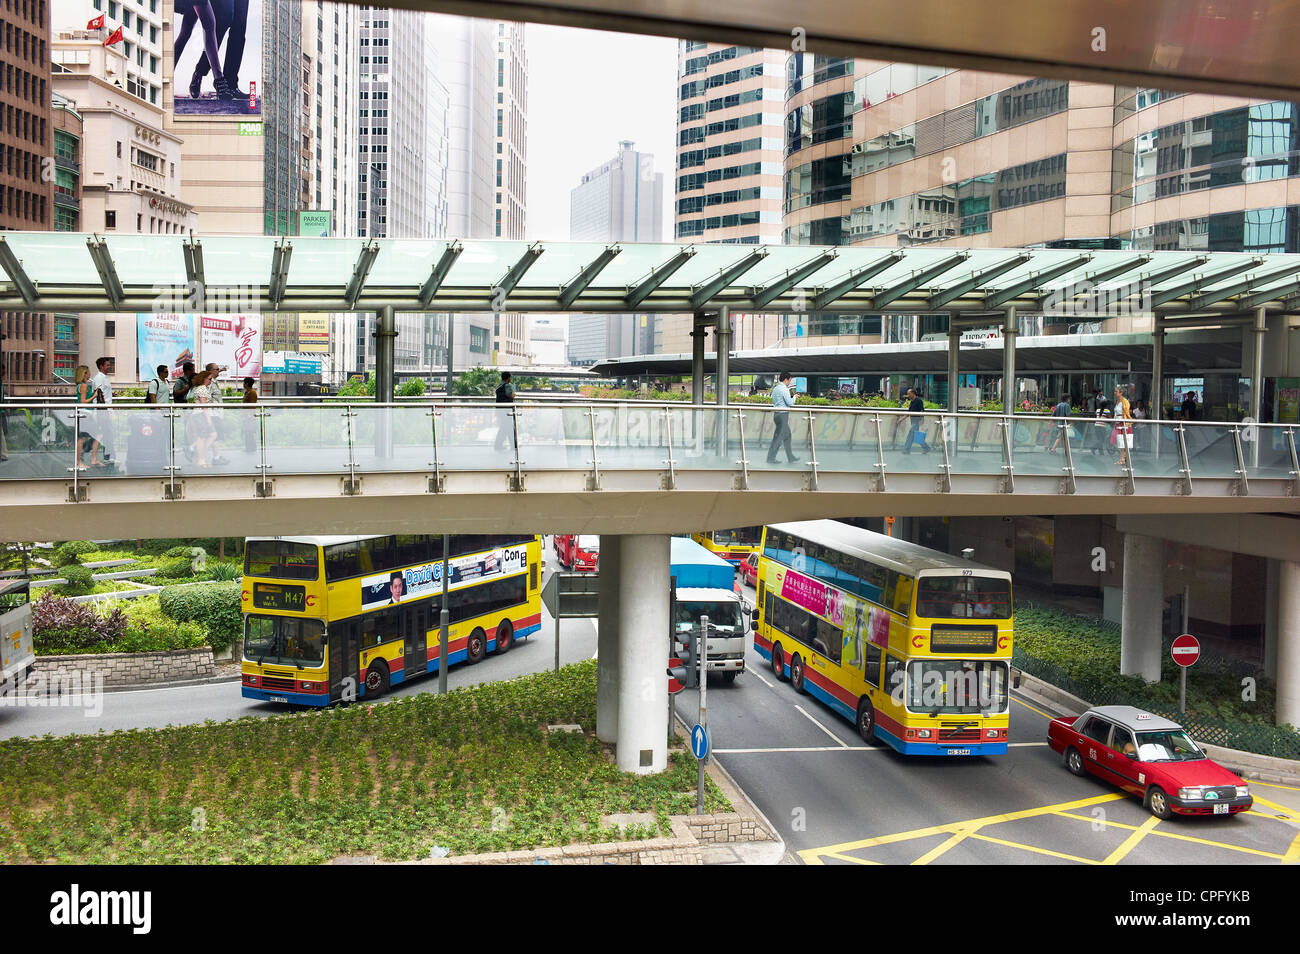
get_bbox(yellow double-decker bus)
[753,520,1013,756]
[691,526,763,568]
[240,533,542,706]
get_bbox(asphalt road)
[4,564,1298,867]
[686,582,1300,865]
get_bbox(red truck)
[1047,705,1252,819]
[553,534,599,572]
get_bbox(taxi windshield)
[1136,729,1206,762]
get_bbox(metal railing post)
[255,405,272,497]
[1059,419,1077,495]
[734,408,750,490]
[342,406,359,495]
[872,413,887,492]
[661,407,677,490]
[1175,422,1193,496]
[586,405,601,491]
[1231,425,1250,496]
[427,406,444,493]
[936,413,952,493]
[998,415,1015,494]
[1286,426,1299,497]
[805,409,820,491]
[510,404,525,492]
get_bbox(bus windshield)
[675,600,745,633]
[916,575,1011,619]
[245,541,320,581]
[713,527,762,546]
[905,660,1009,714]
[244,615,326,668]
[577,535,600,551]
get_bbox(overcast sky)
[525,24,678,242]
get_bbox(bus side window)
[862,642,882,688]
[883,654,904,698]
[893,575,914,615]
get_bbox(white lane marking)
[749,669,774,689]
[795,704,848,748]
[1009,742,1049,748]
[714,746,876,754]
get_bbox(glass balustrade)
[0,402,1295,495]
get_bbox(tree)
[337,372,375,397]
[397,377,427,397]
[453,366,500,396]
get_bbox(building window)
[105,209,116,229]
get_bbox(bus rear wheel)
[856,699,876,744]
[495,621,514,654]
[770,643,784,680]
[790,654,806,693]
[466,628,487,664]
[364,664,389,700]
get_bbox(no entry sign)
[1172,633,1200,668]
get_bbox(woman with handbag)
[1113,385,1134,467]
[74,365,104,469]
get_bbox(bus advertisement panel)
[753,520,1013,756]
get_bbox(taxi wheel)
[495,621,514,654]
[466,628,487,664]
[364,664,389,700]
[770,643,785,680]
[1064,747,1086,776]
[1146,786,1173,820]
[856,699,876,744]
[790,654,806,694]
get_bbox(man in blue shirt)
[766,372,797,464]
[1047,394,1072,453]
[902,387,931,454]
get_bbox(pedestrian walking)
[1113,385,1134,467]
[1047,394,1072,453]
[766,371,797,464]
[172,361,196,404]
[241,376,259,453]
[201,362,229,464]
[145,364,170,405]
[89,356,114,464]
[902,387,931,454]
[186,369,219,468]
[74,365,103,469]
[494,371,516,451]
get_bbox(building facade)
[568,140,664,366]
[492,19,528,364]
[62,0,165,107]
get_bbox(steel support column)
[716,305,731,408]
[375,305,396,403]
[1252,305,1267,468]
[690,313,707,405]
[445,314,455,395]
[947,317,959,413]
[1002,305,1017,412]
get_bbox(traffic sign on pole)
[690,722,711,761]
[1171,633,1200,668]
[667,658,686,695]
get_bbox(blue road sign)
[691,723,711,761]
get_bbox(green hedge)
[1014,604,1300,760]
[53,540,96,568]
[158,582,242,653]
[56,565,94,597]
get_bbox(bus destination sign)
[253,583,307,612]
[929,625,999,654]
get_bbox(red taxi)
[740,552,759,587]
[1047,705,1252,819]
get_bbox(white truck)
[0,599,35,700]
[671,537,749,684]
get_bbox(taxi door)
[1106,724,1146,796]
[1076,715,1116,780]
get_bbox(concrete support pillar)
[1276,560,1300,728]
[690,313,706,405]
[596,535,623,743]
[1002,305,1017,412]
[615,534,670,774]
[1264,557,1280,680]
[1151,323,1164,418]
[715,306,731,408]
[1120,532,1164,683]
[375,305,396,403]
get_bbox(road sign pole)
[554,607,560,674]
[1181,586,1189,716]
[697,613,708,816]
[438,533,449,694]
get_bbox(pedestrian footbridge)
[1,401,1295,540]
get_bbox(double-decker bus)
[691,527,763,568]
[241,533,542,706]
[753,520,1013,756]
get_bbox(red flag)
[103,26,122,46]
[86,14,105,29]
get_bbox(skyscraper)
[492,19,528,364]
[567,141,664,366]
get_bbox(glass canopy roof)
[3,232,1299,316]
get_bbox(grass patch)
[0,661,729,863]
[30,580,138,598]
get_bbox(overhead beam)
[268,240,293,308]
[182,237,205,292]
[748,249,837,308]
[1145,257,1262,308]
[982,253,1091,309]
[926,253,1030,309]
[810,250,904,310]
[417,240,464,307]
[494,241,545,302]
[1038,254,1151,309]
[343,240,380,308]
[625,246,696,308]
[558,243,621,309]
[1099,255,1208,305]
[688,247,768,311]
[0,236,38,305]
[1199,264,1300,312]
[86,236,124,310]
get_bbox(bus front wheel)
[771,643,784,680]
[364,664,389,700]
[495,621,514,654]
[790,654,806,693]
[466,628,487,664]
[856,699,876,744]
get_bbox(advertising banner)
[296,210,332,237]
[1278,377,1299,424]
[199,314,262,380]
[136,313,197,382]
[172,0,263,119]
[360,545,529,610]
[297,315,330,352]
[262,352,323,375]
